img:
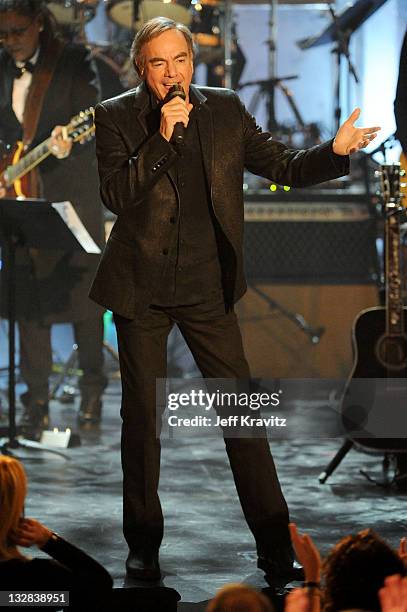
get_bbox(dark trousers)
[18,316,107,402]
[114,301,290,556]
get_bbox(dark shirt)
[147,89,223,306]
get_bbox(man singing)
[90,17,379,585]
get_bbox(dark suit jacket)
[90,82,349,319]
[0,43,104,322]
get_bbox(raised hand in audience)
[11,518,52,549]
[289,523,322,582]
[379,574,407,612]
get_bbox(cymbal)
[297,0,386,50]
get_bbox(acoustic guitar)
[341,163,407,451]
[0,108,94,198]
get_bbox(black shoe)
[20,401,49,440]
[78,394,102,427]
[258,554,304,588]
[126,550,161,581]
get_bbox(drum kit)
[45,0,245,89]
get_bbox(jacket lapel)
[134,81,150,136]
[192,85,213,190]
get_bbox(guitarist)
[0,0,107,437]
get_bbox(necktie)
[12,60,35,79]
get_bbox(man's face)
[0,11,42,63]
[141,29,193,103]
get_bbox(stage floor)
[1,372,406,610]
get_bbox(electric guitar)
[0,108,94,198]
[341,163,407,451]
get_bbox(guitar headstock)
[66,107,95,144]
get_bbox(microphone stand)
[329,6,359,132]
[248,284,325,345]
[132,0,140,28]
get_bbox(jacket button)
[162,248,168,255]
[152,166,157,172]
[169,217,176,224]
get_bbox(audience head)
[323,528,405,612]
[0,456,27,560]
[206,583,273,612]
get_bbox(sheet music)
[52,201,101,254]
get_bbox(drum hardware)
[237,75,298,132]
[46,0,99,25]
[222,0,233,89]
[105,0,192,31]
[191,0,221,48]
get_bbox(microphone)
[163,84,186,146]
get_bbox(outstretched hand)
[289,523,322,582]
[333,108,380,155]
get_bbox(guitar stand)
[318,438,353,483]
[359,453,395,488]
[319,440,400,488]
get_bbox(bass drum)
[47,0,99,25]
[105,0,191,30]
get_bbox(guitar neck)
[383,164,405,336]
[3,137,52,187]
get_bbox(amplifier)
[243,192,379,284]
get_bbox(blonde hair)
[131,16,194,77]
[0,456,27,560]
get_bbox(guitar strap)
[22,37,66,197]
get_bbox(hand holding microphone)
[160,84,193,145]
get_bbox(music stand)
[0,198,100,455]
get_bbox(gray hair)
[131,17,194,77]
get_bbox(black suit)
[0,43,107,404]
[91,82,349,556]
